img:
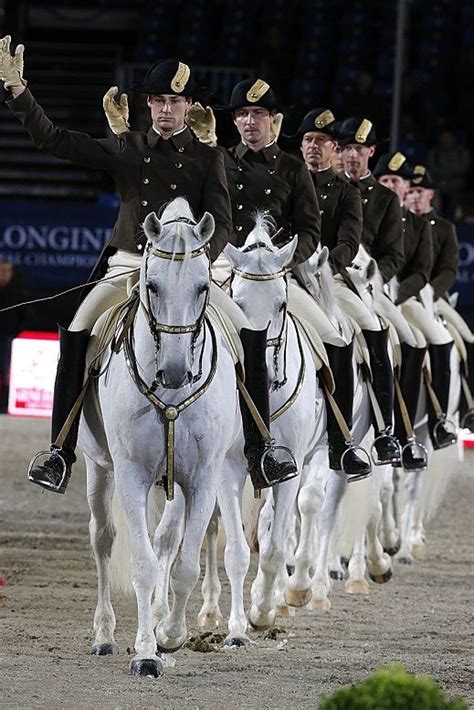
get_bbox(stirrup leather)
[340,441,372,482]
[259,440,298,487]
[370,432,401,466]
[401,438,428,471]
[28,449,69,492]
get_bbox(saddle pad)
[206,303,244,371]
[86,294,135,374]
[291,314,335,394]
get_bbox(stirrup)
[28,449,68,492]
[433,417,457,448]
[260,441,298,487]
[370,432,401,466]
[401,438,428,471]
[460,409,474,432]
[340,442,372,483]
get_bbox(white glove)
[103,86,130,135]
[185,102,217,146]
[269,112,283,142]
[0,35,25,88]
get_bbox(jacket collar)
[235,140,280,162]
[312,166,336,185]
[146,125,193,150]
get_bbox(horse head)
[224,214,298,385]
[141,197,214,389]
[346,245,383,313]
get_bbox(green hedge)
[319,664,467,709]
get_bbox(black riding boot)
[325,341,371,478]
[459,340,474,432]
[240,328,298,489]
[28,326,89,493]
[362,327,400,465]
[427,342,457,449]
[394,343,427,470]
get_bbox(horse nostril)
[186,370,193,383]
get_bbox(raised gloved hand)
[185,102,217,146]
[0,35,26,88]
[103,86,130,135]
[269,112,283,142]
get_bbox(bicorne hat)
[411,165,437,189]
[217,78,282,111]
[338,117,381,147]
[132,59,198,96]
[373,151,413,179]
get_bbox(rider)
[296,108,371,477]
[373,151,433,466]
[338,117,405,464]
[409,166,474,434]
[0,38,293,492]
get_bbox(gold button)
[144,156,151,163]
[237,204,243,210]
[402,216,406,222]
[143,178,149,185]
[320,209,324,215]
[236,183,243,190]
[137,244,143,251]
[368,185,374,190]
[141,200,148,206]
[178,146,185,153]
[268,169,275,175]
[237,166,243,172]
[236,225,243,231]
[273,155,277,159]
[430,219,435,225]
[362,198,368,204]
[321,194,328,200]
[265,188,271,195]
[175,162,183,168]
[170,183,177,190]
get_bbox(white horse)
[290,247,394,602]
[347,246,462,564]
[79,198,239,677]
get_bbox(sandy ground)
[0,415,473,709]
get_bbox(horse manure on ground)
[184,632,227,653]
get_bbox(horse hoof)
[396,555,413,565]
[91,643,119,656]
[248,606,276,631]
[130,658,163,678]
[275,605,295,618]
[156,641,185,654]
[345,579,369,595]
[369,568,393,584]
[284,587,312,608]
[384,540,401,557]
[224,636,250,648]
[197,612,223,631]
[306,597,331,611]
[411,543,426,559]
[329,570,344,581]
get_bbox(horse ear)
[317,246,329,269]
[277,235,299,268]
[143,211,162,241]
[194,211,215,244]
[223,242,245,269]
[366,259,377,280]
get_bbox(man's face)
[331,144,345,173]
[377,174,410,204]
[300,131,337,170]
[233,106,273,148]
[0,262,13,288]
[341,143,375,177]
[409,186,435,215]
[147,94,191,135]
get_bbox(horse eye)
[352,264,361,270]
[146,280,158,295]
[198,285,209,296]
[278,303,285,313]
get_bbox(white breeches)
[401,298,453,345]
[333,277,381,332]
[435,299,474,344]
[287,281,347,346]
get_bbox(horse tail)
[109,486,163,595]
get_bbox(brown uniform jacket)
[310,167,362,273]
[343,173,404,282]
[220,142,320,265]
[423,209,459,299]
[396,207,433,304]
[7,89,232,262]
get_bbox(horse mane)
[239,211,280,272]
[158,198,201,261]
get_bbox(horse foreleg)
[86,456,119,656]
[366,467,393,584]
[197,504,224,632]
[115,468,162,678]
[155,473,217,653]
[379,467,401,556]
[217,459,251,646]
[152,489,185,625]
[395,469,422,564]
[249,477,300,630]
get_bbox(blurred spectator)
[427,130,471,218]
[343,71,385,128]
[0,261,28,413]
[399,114,427,165]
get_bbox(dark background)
[0,0,473,330]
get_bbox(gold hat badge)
[412,165,426,185]
[388,152,406,171]
[171,62,190,93]
[314,109,335,129]
[246,79,270,103]
[355,118,373,144]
